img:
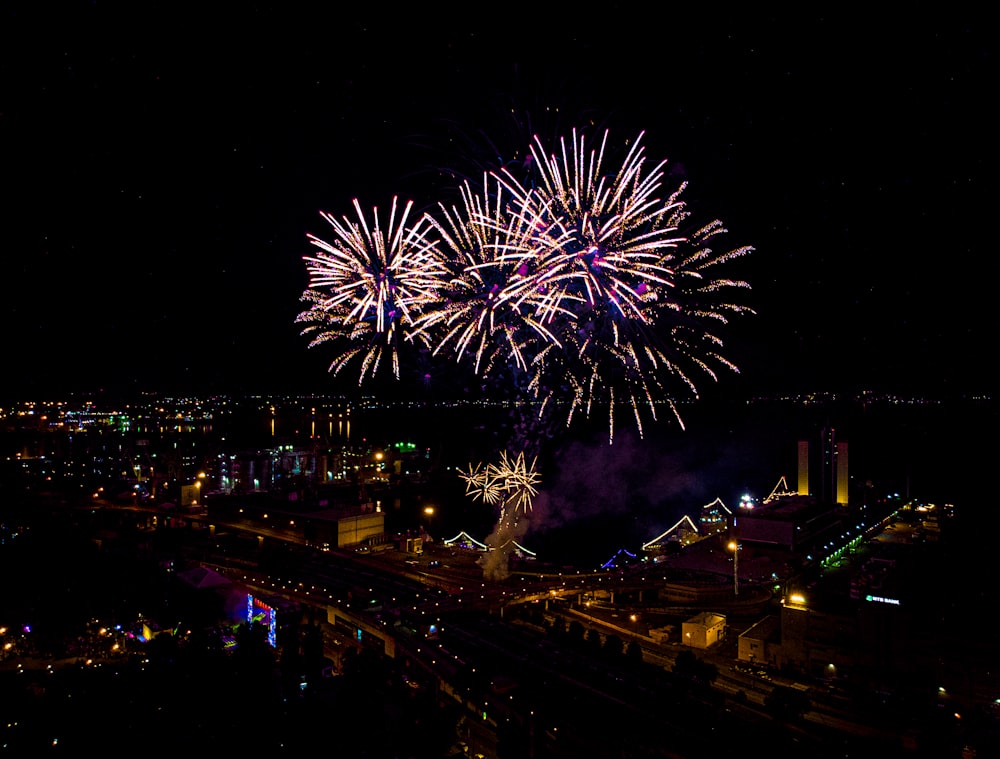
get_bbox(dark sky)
[1,7,993,401]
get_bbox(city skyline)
[2,9,992,405]
[3,388,988,568]
[2,389,994,756]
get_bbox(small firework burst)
[460,450,540,523]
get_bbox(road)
[85,500,923,756]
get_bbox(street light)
[194,471,207,508]
[728,540,740,597]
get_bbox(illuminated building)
[798,425,849,506]
[778,592,859,679]
[641,515,701,557]
[698,497,732,535]
[681,612,727,649]
[735,576,931,691]
[736,615,780,666]
[443,531,489,551]
[732,494,843,553]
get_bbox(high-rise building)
[835,439,849,505]
[797,426,849,505]
[797,440,810,496]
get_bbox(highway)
[85,500,920,757]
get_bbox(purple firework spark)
[298,129,753,444]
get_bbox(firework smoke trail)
[297,127,753,579]
[460,451,540,580]
[296,196,448,382]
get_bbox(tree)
[602,633,625,660]
[547,616,566,641]
[584,626,603,655]
[764,685,810,722]
[566,620,585,647]
[673,649,700,680]
[672,649,718,688]
[625,638,644,666]
[698,659,719,686]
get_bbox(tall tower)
[836,440,849,505]
[797,427,849,505]
[819,426,838,506]
[797,440,810,496]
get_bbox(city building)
[681,611,727,649]
[798,425,849,506]
[640,514,701,559]
[733,493,844,553]
[698,497,732,535]
[736,614,780,667]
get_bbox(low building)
[681,611,727,649]
[648,625,677,644]
[735,493,844,553]
[398,534,423,554]
[333,510,385,548]
[736,614,780,668]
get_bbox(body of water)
[4,392,989,569]
[213,393,992,568]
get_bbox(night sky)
[2,7,992,401]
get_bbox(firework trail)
[408,172,557,380]
[299,131,751,441]
[460,450,540,580]
[491,129,754,444]
[297,196,448,383]
[461,450,540,520]
[297,126,753,578]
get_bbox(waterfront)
[3,391,993,568]
[316,392,995,567]
[1,391,997,757]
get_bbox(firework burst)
[488,128,754,442]
[296,196,448,382]
[407,173,557,378]
[298,125,753,579]
[460,450,540,524]
[299,133,752,437]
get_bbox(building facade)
[797,426,849,506]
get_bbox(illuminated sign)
[246,594,278,647]
[865,594,901,606]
